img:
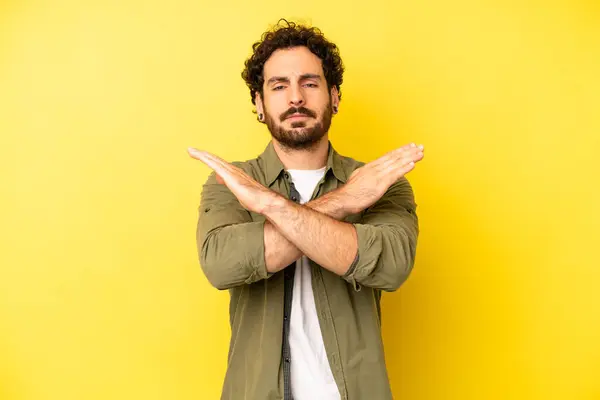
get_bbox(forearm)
[199,221,269,290]
[342,178,420,292]
[263,192,357,276]
[264,189,350,272]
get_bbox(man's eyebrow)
[266,74,322,85]
[299,73,322,81]
[266,76,290,85]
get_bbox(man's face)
[257,46,338,150]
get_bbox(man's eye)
[304,83,317,88]
[273,85,285,91]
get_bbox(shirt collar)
[259,140,348,187]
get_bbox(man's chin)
[287,120,311,129]
[277,133,327,150]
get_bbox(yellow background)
[1,0,599,399]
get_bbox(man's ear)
[255,92,265,122]
[330,86,340,114]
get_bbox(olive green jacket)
[196,140,419,399]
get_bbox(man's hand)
[188,147,280,215]
[338,143,424,215]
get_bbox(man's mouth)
[286,113,310,119]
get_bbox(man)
[188,19,424,400]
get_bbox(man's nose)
[288,84,305,107]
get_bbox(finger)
[399,146,424,163]
[405,147,424,163]
[188,148,233,179]
[188,147,217,167]
[378,147,424,171]
[369,144,410,167]
[188,148,241,174]
[381,148,424,182]
[391,143,423,157]
[376,144,413,164]
[189,148,257,192]
[196,150,249,179]
[188,147,208,161]
[189,148,227,169]
[388,160,417,182]
[374,143,423,166]
[395,147,424,174]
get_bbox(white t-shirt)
[286,167,341,400]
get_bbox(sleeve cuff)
[342,223,379,291]
[243,220,271,284]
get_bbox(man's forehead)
[263,47,324,80]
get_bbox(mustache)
[280,107,317,121]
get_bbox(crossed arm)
[192,144,424,291]
[263,190,355,275]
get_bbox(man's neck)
[272,136,329,170]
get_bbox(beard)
[264,102,333,151]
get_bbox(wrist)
[310,188,350,220]
[261,192,289,217]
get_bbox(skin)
[188,46,424,276]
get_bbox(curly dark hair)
[241,19,345,108]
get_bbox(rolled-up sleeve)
[196,170,271,290]
[343,177,419,292]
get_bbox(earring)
[333,106,338,114]
[258,113,263,121]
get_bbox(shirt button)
[291,196,297,201]
[284,315,288,321]
[285,357,290,363]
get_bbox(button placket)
[281,175,301,400]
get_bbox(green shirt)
[196,140,419,399]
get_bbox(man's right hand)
[337,143,424,215]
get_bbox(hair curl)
[241,19,344,108]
